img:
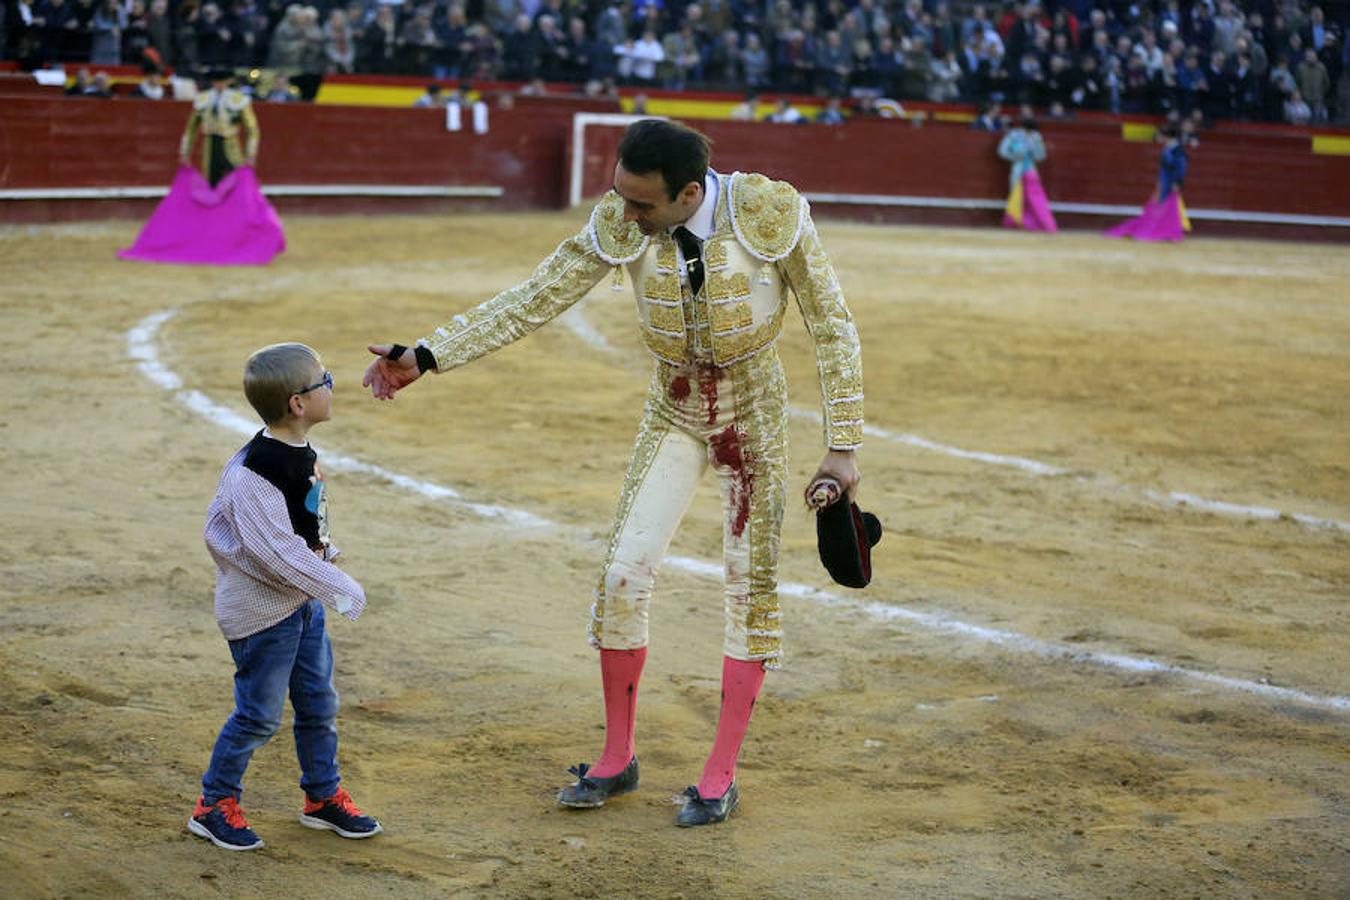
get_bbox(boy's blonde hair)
[243,343,322,424]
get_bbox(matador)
[363,119,864,827]
[179,69,260,188]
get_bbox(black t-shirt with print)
[242,430,328,551]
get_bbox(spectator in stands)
[196,3,232,71]
[413,82,445,107]
[630,27,663,86]
[64,66,92,94]
[499,14,534,81]
[431,4,468,80]
[728,89,758,120]
[397,5,437,75]
[1012,48,1044,107]
[561,18,591,84]
[764,96,803,123]
[171,0,201,77]
[34,0,81,63]
[773,28,813,93]
[1070,52,1104,111]
[702,29,741,90]
[816,29,851,96]
[740,32,770,91]
[134,60,166,98]
[145,0,171,64]
[660,22,702,90]
[1213,1,1244,57]
[13,0,1344,133]
[1268,53,1297,111]
[1297,46,1330,122]
[356,4,396,74]
[461,22,498,81]
[121,0,150,65]
[970,101,1004,130]
[1120,53,1154,114]
[814,95,846,124]
[845,36,877,94]
[585,21,618,84]
[592,4,624,51]
[1044,52,1072,109]
[1231,50,1259,118]
[901,36,933,99]
[535,15,568,83]
[1282,84,1311,125]
[1200,50,1234,120]
[929,48,961,102]
[1176,46,1206,114]
[85,69,113,97]
[6,0,44,69]
[324,8,355,74]
[266,72,298,101]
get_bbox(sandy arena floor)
[0,210,1347,899]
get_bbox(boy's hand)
[363,343,423,399]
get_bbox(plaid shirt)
[204,445,366,640]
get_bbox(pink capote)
[1002,170,1059,233]
[1104,191,1189,242]
[118,166,286,265]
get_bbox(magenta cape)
[1002,170,1058,233]
[1103,192,1190,242]
[118,166,286,265]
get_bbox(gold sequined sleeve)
[241,99,260,161]
[778,202,864,450]
[418,225,612,371]
[179,105,201,160]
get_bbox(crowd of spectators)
[3,0,1347,124]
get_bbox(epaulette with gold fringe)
[727,172,804,262]
[588,191,650,265]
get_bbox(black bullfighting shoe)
[556,757,639,808]
[675,782,739,827]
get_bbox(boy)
[189,343,380,851]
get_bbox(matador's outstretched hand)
[363,344,424,400]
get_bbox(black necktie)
[673,226,704,296]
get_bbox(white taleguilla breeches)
[589,350,789,665]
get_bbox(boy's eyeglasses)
[296,371,333,395]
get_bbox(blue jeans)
[201,600,341,804]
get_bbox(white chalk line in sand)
[562,301,1350,534]
[128,309,1349,714]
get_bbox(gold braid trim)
[589,379,672,648]
[730,351,790,667]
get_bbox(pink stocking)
[696,656,766,798]
[590,647,647,777]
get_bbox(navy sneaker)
[299,787,383,839]
[188,795,264,851]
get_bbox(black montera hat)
[816,498,882,589]
[207,67,235,82]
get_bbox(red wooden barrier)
[2,95,1347,241]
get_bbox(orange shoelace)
[213,797,250,830]
[328,787,363,816]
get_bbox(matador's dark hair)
[617,119,712,201]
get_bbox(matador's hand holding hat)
[811,480,883,589]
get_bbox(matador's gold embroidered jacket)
[179,88,260,172]
[420,171,864,449]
